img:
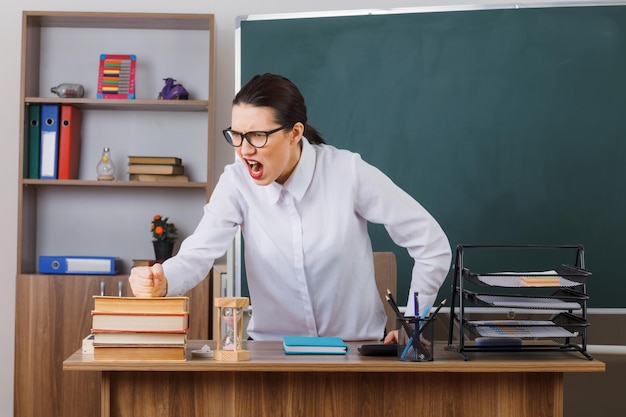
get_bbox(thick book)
[91,312,189,332]
[128,156,182,165]
[93,331,187,345]
[129,173,189,182]
[93,345,185,361]
[283,336,349,355]
[127,164,184,175]
[93,296,189,314]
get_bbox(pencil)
[418,299,447,334]
[386,289,401,315]
[429,298,447,319]
[385,294,412,336]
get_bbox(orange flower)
[151,214,178,242]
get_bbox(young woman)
[129,73,451,342]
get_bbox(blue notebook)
[283,336,349,355]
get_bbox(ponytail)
[303,124,326,145]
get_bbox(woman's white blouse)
[163,138,451,341]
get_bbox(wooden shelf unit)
[14,11,216,417]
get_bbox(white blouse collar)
[266,137,315,204]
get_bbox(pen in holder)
[397,316,435,362]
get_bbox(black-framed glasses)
[222,125,291,148]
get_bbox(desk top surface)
[63,340,605,373]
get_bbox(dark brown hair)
[233,73,326,144]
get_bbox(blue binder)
[39,104,60,179]
[38,256,118,275]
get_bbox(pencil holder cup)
[397,317,435,362]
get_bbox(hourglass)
[213,297,250,361]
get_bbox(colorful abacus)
[97,54,136,99]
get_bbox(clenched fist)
[129,263,168,297]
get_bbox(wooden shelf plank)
[25,11,212,31]
[21,179,208,188]
[24,97,209,112]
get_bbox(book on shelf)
[92,312,189,332]
[128,156,182,165]
[132,259,158,267]
[93,345,186,361]
[129,173,189,182]
[92,330,187,345]
[127,164,184,175]
[93,296,189,314]
[282,336,349,355]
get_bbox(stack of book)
[127,155,189,182]
[91,296,190,361]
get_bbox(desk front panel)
[106,370,562,417]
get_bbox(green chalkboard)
[239,5,626,308]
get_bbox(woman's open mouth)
[247,159,264,180]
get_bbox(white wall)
[0,0,573,414]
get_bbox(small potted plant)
[151,214,178,262]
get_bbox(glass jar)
[96,147,116,180]
[50,83,85,98]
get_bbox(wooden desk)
[63,340,604,417]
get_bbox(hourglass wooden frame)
[213,297,250,361]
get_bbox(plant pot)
[153,241,175,262]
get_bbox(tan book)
[94,345,186,361]
[93,331,187,345]
[91,312,189,332]
[132,259,158,267]
[128,156,182,165]
[127,164,184,175]
[129,174,189,182]
[93,296,189,314]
